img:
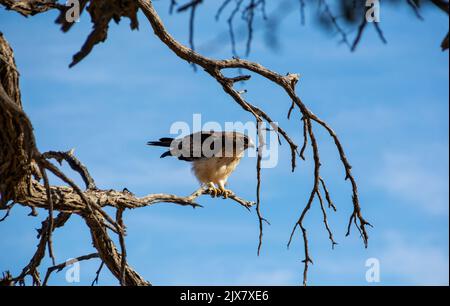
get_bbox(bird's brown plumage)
[147,131,254,193]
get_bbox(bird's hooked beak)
[247,138,256,149]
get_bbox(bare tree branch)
[42,253,99,286]
[137,0,370,285]
[430,0,450,50]
[0,0,63,16]
[0,0,379,286]
[0,29,254,286]
[42,150,96,190]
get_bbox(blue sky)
[0,1,448,286]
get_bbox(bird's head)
[233,133,254,150]
[221,132,255,157]
[243,134,255,149]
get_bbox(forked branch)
[0,0,372,286]
[137,0,370,285]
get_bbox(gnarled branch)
[0,0,374,286]
[0,30,255,286]
[137,0,370,285]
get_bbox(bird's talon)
[208,187,221,198]
[220,189,232,199]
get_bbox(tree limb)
[0,0,373,286]
[137,0,370,285]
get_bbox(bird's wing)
[150,131,244,162]
[173,131,224,161]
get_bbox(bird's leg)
[206,182,221,198]
[218,181,232,199]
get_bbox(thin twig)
[38,162,56,266]
[317,190,337,249]
[116,207,127,286]
[319,177,336,211]
[42,253,99,286]
[91,261,104,286]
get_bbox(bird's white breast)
[192,155,243,185]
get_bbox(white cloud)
[150,256,298,286]
[372,151,449,216]
[330,104,446,135]
[378,231,449,285]
[315,231,449,285]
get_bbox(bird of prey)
[147,131,255,198]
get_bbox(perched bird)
[147,131,255,198]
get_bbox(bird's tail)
[147,137,174,147]
[147,137,174,158]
